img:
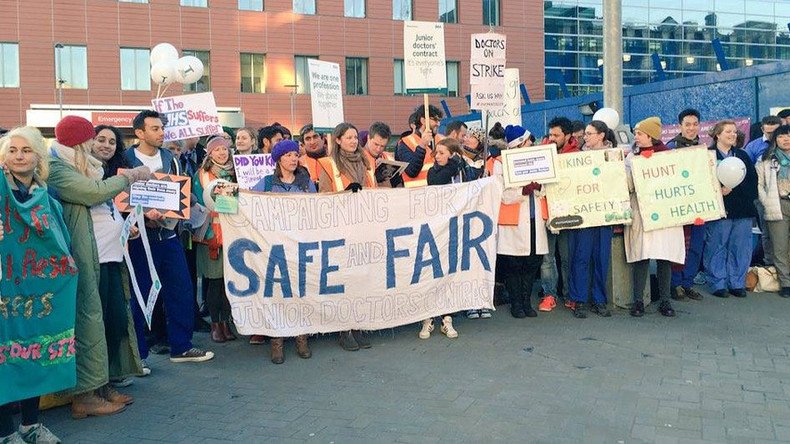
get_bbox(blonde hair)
[0,126,50,181]
[70,141,95,178]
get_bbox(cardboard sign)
[308,59,344,133]
[403,21,447,94]
[233,154,276,190]
[545,149,632,230]
[470,33,506,111]
[151,92,222,143]
[630,146,725,231]
[114,172,192,219]
[484,68,521,131]
[501,143,560,188]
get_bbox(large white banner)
[220,177,503,336]
[307,59,344,132]
[403,21,447,94]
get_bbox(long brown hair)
[331,122,371,171]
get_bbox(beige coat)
[756,158,784,221]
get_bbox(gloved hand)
[521,182,541,195]
[119,166,151,184]
[345,182,363,193]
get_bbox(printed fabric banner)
[545,149,632,231]
[403,21,447,94]
[0,177,79,405]
[307,59,345,133]
[219,177,503,337]
[151,92,222,143]
[233,154,276,190]
[630,146,725,232]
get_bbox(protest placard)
[403,21,447,94]
[485,68,521,131]
[151,92,222,143]
[233,154,276,190]
[308,59,344,133]
[114,172,192,219]
[630,146,725,232]
[0,176,79,404]
[545,149,632,230]
[219,177,503,337]
[501,143,560,188]
[470,33,506,111]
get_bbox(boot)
[351,330,371,349]
[339,330,360,351]
[418,319,434,339]
[508,279,526,318]
[98,385,134,405]
[440,316,458,338]
[524,292,538,318]
[71,392,126,419]
[220,322,237,341]
[270,338,284,364]
[295,335,312,359]
[210,322,225,343]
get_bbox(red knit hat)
[55,115,95,147]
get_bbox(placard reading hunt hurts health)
[219,177,503,337]
[403,21,447,94]
[630,146,725,232]
[308,59,345,133]
[152,92,222,143]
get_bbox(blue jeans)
[703,218,753,292]
[671,224,705,288]
[540,231,569,299]
[129,236,195,358]
[568,226,613,304]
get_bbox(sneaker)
[110,377,133,388]
[1,432,25,444]
[466,309,480,319]
[18,424,60,444]
[590,303,611,317]
[685,287,704,301]
[140,360,151,376]
[440,316,458,338]
[418,319,434,339]
[564,300,576,310]
[150,343,170,355]
[538,295,556,312]
[170,347,214,363]
[525,306,538,317]
[672,286,687,301]
[479,309,492,318]
[573,303,588,318]
[712,289,729,298]
[630,301,645,317]
[729,288,746,298]
[248,335,267,345]
[658,301,676,317]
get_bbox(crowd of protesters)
[1,104,789,444]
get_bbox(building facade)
[544,0,790,99]
[0,0,544,133]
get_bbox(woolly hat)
[271,139,300,164]
[467,127,486,143]
[504,125,531,148]
[55,115,95,147]
[635,117,662,141]
[205,135,230,156]
[222,126,236,142]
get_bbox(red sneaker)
[538,295,556,312]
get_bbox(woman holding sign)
[757,125,790,298]
[48,116,150,418]
[704,120,758,298]
[193,136,238,343]
[624,117,683,318]
[317,123,377,351]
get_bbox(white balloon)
[592,108,620,130]
[716,156,747,189]
[176,56,204,84]
[150,43,179,65]
[150,60,178,85]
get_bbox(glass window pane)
[135,49,150,90]
[293,0,315,14]
[439,0,457,23]
[345,58,367,95]
[446,61,458,97]
[182,50,210,92]
[393,0,411,20]
[181,0,207,6]
[393,59,403,94]
[55,45,87,89]
[241,53,265,93]
[345,0,364,18]
[238,0,263,11]
[1,43,19,87]
[483,0,499,26]
[294,55,317,94]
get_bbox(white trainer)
[418,319,434,339]
[441,316,458,338]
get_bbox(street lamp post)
[54,42,65,118]
[283,84,299,131]
[602,0,623,119]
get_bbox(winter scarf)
[50,140,104,180]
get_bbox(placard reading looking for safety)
[403,21,447,94]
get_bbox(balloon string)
[160,82,172,98]
[156,83,162,99]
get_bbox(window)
[120,47,150,91]
[438,0,457,23]
[54,45,88,89]
[182,50,210,92]
[345,57,368,95]
[180,0,207,6]
[394,59,405,95]
[393,0,411,20]
[483,0,500,26]
[293,0,315,14]
[240,53,265,93]
[294,55,318,94]
[345,0,364,18]
[446,61,459,97]
[0,43,19,87]
[238,0,262,11]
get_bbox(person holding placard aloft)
[704,120,758,298]
[757,125,790,298]
[624,117,683,318]
[317,123,377,351]
[395,104,445,188]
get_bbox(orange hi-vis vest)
[400,132,444,188]
[301,155,322,182]
[363,148,393,167]
[317,157,377,192]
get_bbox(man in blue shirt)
[744,115,782,164]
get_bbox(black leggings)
[99,262,130,369]
[205,278,231,323]
[633,259,671,304]
[499,253,543,307]
[0,397,39,436]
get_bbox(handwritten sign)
[545,149,632,230]
[485,68,521,131]
[470,33,506,111]
[115,172,192,219]
[151,92,222,143]
[630,146,725,231]
[501,143,560,188]
[403,21,447,94]
[233,154,276,190]
[308,60,344,133]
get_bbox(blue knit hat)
[504,125,531,148]
[271,139,300,164]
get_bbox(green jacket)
[47,156,143,395]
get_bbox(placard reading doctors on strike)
[152,92,222,143]
[219,177,503,337]
[630,146,725,232]
[403,21,447,94]
[470,33,506,110]
[308,59,344,133]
